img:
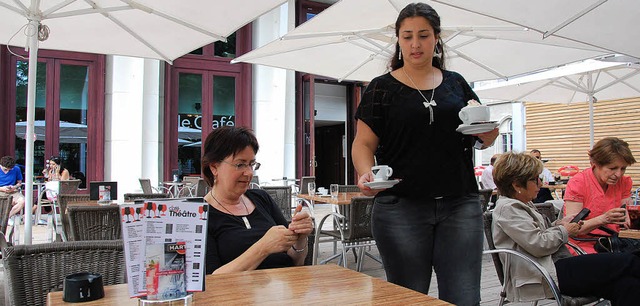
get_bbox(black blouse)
[205,189,291,274]
[355,70,480,199]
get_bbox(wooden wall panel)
[525,97,640,192]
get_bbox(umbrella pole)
[23,18,41,245]
[589,94,595,149]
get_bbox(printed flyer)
[121,199,208,298]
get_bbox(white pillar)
[104,56,162,199]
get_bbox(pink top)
[563,167,632,254]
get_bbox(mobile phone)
[570,208,590,223]
[622,204,627,216]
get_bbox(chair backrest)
[344,197,375,241]
[139,178,153,194]
[261,186,292,222]
[0,196,13,237]
[59,179,82,194]
[478,189,493,212]
[338,185,360,193]
[533,202,557,224]
[482,211,505,284]
[66,205,122,241]
[2,240,126,306]
[57,194,94,237]
[299,176,315,195]
[123,193,170,202]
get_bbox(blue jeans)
[372,194,483,306]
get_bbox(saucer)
[364,179,400,189]
[456,122,498,135]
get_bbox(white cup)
[372,165,393,182]
[317,187,328,195]
[458,105,490,125]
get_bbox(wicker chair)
[2,240,126,306]
[313,197,381,271]
[56,194,93,242]
[66,205,122,241]
[262,186,293,222]
[123,193,170,203]
[0,196,13,244]
[482,212,604,306]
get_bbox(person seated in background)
[46,156,70,181]
[480,154,500,205]
[202,126,313,274]
[492,151,640,305]
[564,137,636,254]
[530,149,554,203]
[0,156,26,217]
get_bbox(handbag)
[593,226,640,253]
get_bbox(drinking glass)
[307,182,316,196]
[330,184,339,199]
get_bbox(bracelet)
[291,237,308,253]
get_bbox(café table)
[298,192,367,205]
[542,183,567,199]
[47,265,450,305]
[162,181,184,198]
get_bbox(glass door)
[297,74,316,177]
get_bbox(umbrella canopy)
[1,0,287,62]
[233,0,608,82]
[474,59,640,146]
[15,120,88,143]
[432,0,640,59]
[2,0,287,244]
[177,126,202,141]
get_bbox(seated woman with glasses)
[492,151,640,305]
[202,126,313,274]
[564,137,636,254]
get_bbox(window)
[500,118,513,152]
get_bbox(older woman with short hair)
[564,137,636,253]
[492,151,640,305]
[202,126,313,274]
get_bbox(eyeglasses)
[221,160,261,172]
[529,177,542,184]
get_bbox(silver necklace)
[402,67,437,124]
[210,190,251,229]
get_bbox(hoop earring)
[433,42,441,59]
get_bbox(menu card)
[121,199,208,298]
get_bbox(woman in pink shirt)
[564,137,635,254]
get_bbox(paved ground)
[0,205,561,305]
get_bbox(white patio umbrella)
[233,0,609,82]
[432,0,640,59]
[15,120,88,143]
[474,59,640,147]
[1,0,287,244]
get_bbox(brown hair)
[201,126,259,187]
[1,156,16,168]
[589,137,636,167]
[493,151,543,198]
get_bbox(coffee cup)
[372,165,393,181]
[458,105,490,125]
[317,187,328,195]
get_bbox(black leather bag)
[593,226,640,253]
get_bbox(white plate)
[456,122,499,135]
[363,179,400,190]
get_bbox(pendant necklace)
[402,66,437,124]
[210,190,251,229]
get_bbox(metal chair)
[262,186,293,222]
[138,178,170,195]
[66,205,122,241]
[2,240,126,306]
[482,211,605,306]
[313,197,381,271]
[299,176,316,195]
[179,176,209,197]
[478,188,494,212]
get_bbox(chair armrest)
[566,241,587,255]
[483,248,563,304]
